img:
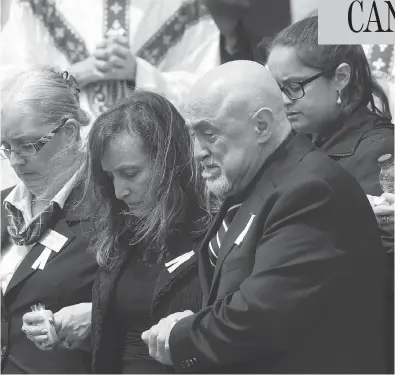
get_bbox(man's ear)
[62,119,80,143]
[252,107,273,144]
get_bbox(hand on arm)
[141,310,194,366]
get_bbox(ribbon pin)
[32,229,68,270]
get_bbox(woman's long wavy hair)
[265,15,391,120]
[84,90,211,269]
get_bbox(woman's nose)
[9,151,26,168]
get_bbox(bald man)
[142,61,386,373]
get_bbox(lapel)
[95,249,127,322]
[204,182,274,307]
[204,133,314,307]
[199,203,232,306]
[151,232,197,313]
[92,249,127,364]
[1,202,9,249]
[1,187,15,252]
[4,218,75,296]
[151,232,197,315]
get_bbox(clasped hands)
[71,35,137,86]
[141,310,194,366]
[22,302,92,351]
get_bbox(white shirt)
[0,172,78,294]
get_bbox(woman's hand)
[53,302,92,350]
[22,309,59,351]
[22,303,92,351]
[367,193,394,234]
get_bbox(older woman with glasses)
[0,67,97,373]
[265,15,394,374]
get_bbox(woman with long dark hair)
[88,90,210,373]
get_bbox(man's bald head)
[186,61,292,199]
[186,60,286,126]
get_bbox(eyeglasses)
[0,118,68,160]
[279,71,324,100]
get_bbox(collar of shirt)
[4,171,79,223]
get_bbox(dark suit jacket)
[169,134,386,373]
[91,231,203,373]
[1,186,98,374]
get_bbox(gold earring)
[337,90,342,105]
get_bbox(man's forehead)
[185,96,222,122]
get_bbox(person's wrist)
[69,60,97,87]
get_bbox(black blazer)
[1,186,98,374]
[169,134,386,373]
[91,231,203,373]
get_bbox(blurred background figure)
[203,0,291,63]
[1,67,97,374]
[0,0,220,189]
[0,0,219,119]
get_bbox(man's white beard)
[206,172,232,198]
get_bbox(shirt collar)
[4,171,79,218]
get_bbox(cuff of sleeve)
[169,314,200,373]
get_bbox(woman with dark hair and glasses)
[0,66,97,373]
[266,15,394,196]
[24,90,213,373]
[265,15,394,374]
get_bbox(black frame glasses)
[279,71,325,100]
[0,117,68,160]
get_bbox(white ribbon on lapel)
[165,250,194,273]
[31,247,52,270]
[31,229,68,270]
[234,213,256,245]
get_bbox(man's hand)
[93,35,137,81]
[141,310,194,366]
[68,56,104,87]
[69,36,136,86]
